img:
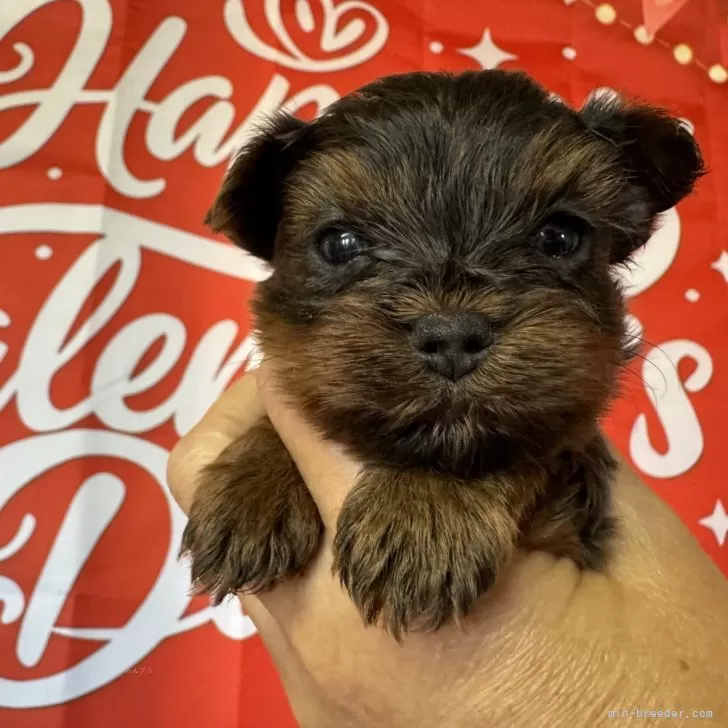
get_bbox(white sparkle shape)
[0,310,10,327]
[457,29,517,70]
[685,288,700,303]
[711,250,728,283]
[429,41,444,54]
[699,500,728,547]
[47,167,63,180]
[563,0,577,5]
[35,244,53,260]
[562,47,576,61]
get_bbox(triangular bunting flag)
[642,0,693,36]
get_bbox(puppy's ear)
[205,113,311,261]
[581,94,704,214]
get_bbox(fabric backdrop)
[0,0,726,726]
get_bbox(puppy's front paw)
[180,421,323,603]
[333,470,520,638]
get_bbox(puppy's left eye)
[533,217,587,258]
[318,230,366,265]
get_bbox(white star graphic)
[698,500,728,547]
[710,250,728,283]
[457,29,517,70]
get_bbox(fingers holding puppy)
[166,362,361,532]
[257,361,363,532]
[166,370,265,515]
[167,361,361,618]
[180,416,323,602]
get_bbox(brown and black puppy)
[180,71,704,637]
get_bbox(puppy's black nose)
[411,313,492,381]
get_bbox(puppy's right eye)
[318,230,366,265]
[533,214,590,259]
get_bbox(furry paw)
[333,470,520,638]
[179,421,323,603]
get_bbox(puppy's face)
[208,72,703,477]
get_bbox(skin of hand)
[167,363,728,728]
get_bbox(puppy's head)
[208,71,704,477]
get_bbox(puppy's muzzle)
[411,312,492,381]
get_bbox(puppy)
[180,71,703,637]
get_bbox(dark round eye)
[534,218,586,258]
[318,230,366,265]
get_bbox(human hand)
[167,364,728,728]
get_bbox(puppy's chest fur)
[179,70,703,637]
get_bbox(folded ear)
[205,113,311,262]
[580,93,705,216]
[580,94,705,264]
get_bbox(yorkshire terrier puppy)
[180,70,703,637]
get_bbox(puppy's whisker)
[615,361,662,401]
[622,343,672,393]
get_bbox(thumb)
[606,449,724,592]
[257,360,361,532]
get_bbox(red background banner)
[0,1,726,726]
